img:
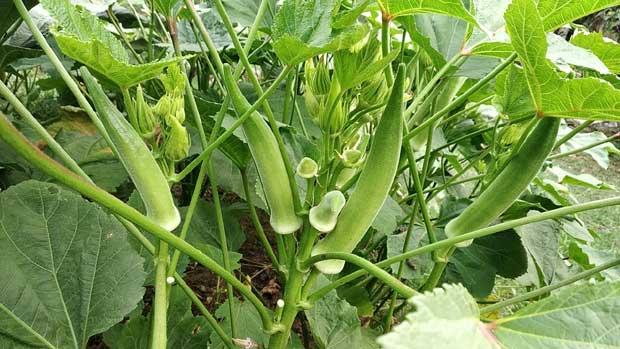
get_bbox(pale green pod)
[81,68,180,231]
[222,65,302,234]
[311,64,406,274]
[309,191,346,233]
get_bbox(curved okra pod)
[222,65,302,234]
[311,64,407,274]
[80,68,180,231]
[445,116,560,247]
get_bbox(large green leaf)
[538,0,620,31]
[504,0,559,111]
[305,276,379,349]
[448,230,528,298]
[376,0,476,23]
[514,216,562,286]
[505,0,620,121]
[377,284,495,349]
[271,0,369,65]
[0,181,145,348]
[41,0,127,63]
[103,286,210,348]
[223,0,276,27]
[543,78,620,120]
[56,34,182,89]
[495,282,620,348]
[571,32,620,74]
[494,64,535,116]
[41,0,182,88]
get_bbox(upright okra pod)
[80,68,181,231]
[445,116,560,247]
[311,64,407,274]
[222,65,302,234]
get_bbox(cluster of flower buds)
[128,64,190,174]
[303,57,351,134]
[156,65,190,164]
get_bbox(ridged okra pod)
[81,68,180,230]
[311,64,406,274]
[445,116,560,247]
[222,65,302,234]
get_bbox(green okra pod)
[222,65,302,234]
[81,68,180,230]
[445,116,560,247]
[311,64,407,274]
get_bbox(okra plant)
[2,0,620,348]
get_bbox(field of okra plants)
[2,0,620,348]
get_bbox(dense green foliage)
[2,0,620,348]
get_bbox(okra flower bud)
[134,85,157,136]
[309,191,346,233]
[163,118,189,162]
[296,157,318,179]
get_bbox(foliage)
[1,0,620,348]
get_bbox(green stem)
[405,53,517,141]
[481,257,620,315]
[0,114,279,333]
[298,253,417,299]
[549,132,619,160]
[13,0,113,148]
[553,120,594,150]
[381,14,394,86]
[403,124,437,251]
[406,54,464,118]
[384,206,417,333]
[151,242,168,349]
[307,194,620,302]
[175,277,234,348]
[268,224,318,349]
[172,66,293,182]
[206,161,237,337]
[240,168,282,274]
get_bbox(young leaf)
[376,0,477,24]
[0,180,145,348]
[571,32,620,74]
[505,0,620,121]
[271,0,369,65]
[377,284,497,349]
[495,282,620,348]
[41,0,183,88]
